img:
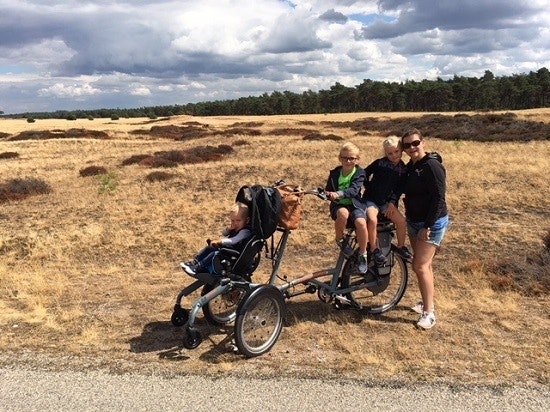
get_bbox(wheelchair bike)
[171,184,409,356]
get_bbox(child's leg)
[366,206,378,252]
[198,250,217,274]
[390,210,407,248]
[354,216,368,254]
[334,207,349,241]
[196,245,217,263]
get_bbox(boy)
[362,135,413,263]
[181,202,251,276]
[325,142,369,273]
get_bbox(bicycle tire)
[340,252,408,314]
[201,283,248,326]
[234,285,285,357]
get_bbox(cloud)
[0,0,548,114]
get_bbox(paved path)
[1,365,548,411]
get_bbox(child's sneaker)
[180,260,199,276]
[357,253,368,273]
[336,238,354,257]
[372,248,387,265]
[396,246,413,262]
[417,311,436,329]
[411,301,424,314]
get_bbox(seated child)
[362,135,413,263]
[325,142,370,273]
[181,202,252,276]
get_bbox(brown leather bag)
[276,185,304,230]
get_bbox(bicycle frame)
[265,227,387,307]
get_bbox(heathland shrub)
[145,171,176,182]
[123,144,235,168]
[302,132,343,141]
[0,152,19,159]
[0,177,52,202]
[79,165,108,177]
[121,154,151,166]
[138,156,179,168]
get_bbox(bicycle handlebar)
[273,180,328,201]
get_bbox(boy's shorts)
[331,204,366,222]
[363,200,389,214]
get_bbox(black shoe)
[336,239,354,257]
[372,248,387,266]
[396,246,413,262]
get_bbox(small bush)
[233,139,249,146]
[111,114,119,120]
[121,154,151,166]
[0,177,52,202]
[303,132,343,141]
[79,165,108,177]
[154,150,186,163]
[0,152,19,159]
[66,114,77,121]
[7,177,52,195]
[145,171,176,182]
[138,156,179,168]
[97,172,119,194]
[27,117,35,123]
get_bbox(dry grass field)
[0,109,548,385]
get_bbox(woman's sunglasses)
[402,140,422,150]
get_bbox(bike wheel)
[341,252,408,314]
[234,285,285,358]
[201,283,248,326]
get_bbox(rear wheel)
[234,285,285,358]
[201,283,248,326]
[341,252,408,314]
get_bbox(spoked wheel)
[201,283,248,326]
[182,327,203,349]
[340,252,408,314]
[171,305,189,327]
[234,285,285,358]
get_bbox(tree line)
[3,67,549,120]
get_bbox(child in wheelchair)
[181,202,252,277]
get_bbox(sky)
[1,0,549,114]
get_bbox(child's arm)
[216,228,252,248]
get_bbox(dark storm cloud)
[364,0,545,38]
[319,8,349,23]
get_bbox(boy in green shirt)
[325,142,369,273]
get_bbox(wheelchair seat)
[214,236,265,280]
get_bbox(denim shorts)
[331,204,366,222]
[407,215,449,247]
[363,200,389,214]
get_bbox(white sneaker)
[417,311,436,329]
[411,301,424,314]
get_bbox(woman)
[401,128,449,329]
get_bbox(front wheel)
[341,252,408,314]
[201,283,248,326]
[234,285,285,358]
